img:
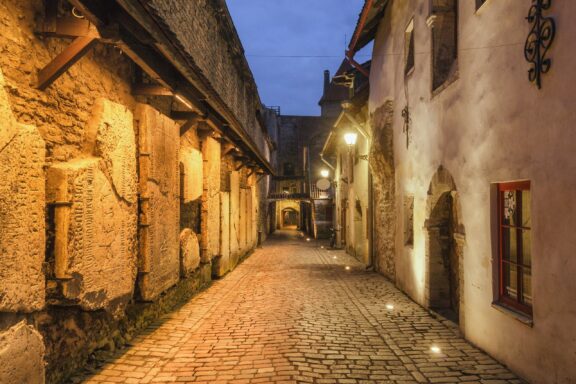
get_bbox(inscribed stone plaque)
[180,228,200,276]
[0,321,45,384]
[229,171,240,263]
[0,69,46,312]
[180,146,203,202]
[137,105,180,301]
[46,158,137,315]
[201,136,221,261]
[214,191,230,277]
[84,99,137,204]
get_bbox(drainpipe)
[345,0,374,77]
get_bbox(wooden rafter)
[37,35,99,90]
[132,84,173,96]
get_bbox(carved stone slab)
[229,171,240,263]
[137,105,180,301]
[46,158,137,314]
[0,69,46,312]
[201,136,221,262]
[180,146,203,203]
[214,192,230,277]
[0,321,45,384]
[180,228,200,276]
[85,99,138,204]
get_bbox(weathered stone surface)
[0,68,45,312]
[180,228,200,276]
[84,99,137,204]
[214,192,230,277]
[46,158,137,314]
[137,105,180,301]
[229,171,240,266]
[0,321,45,384]
[180,145,203,203]
[201,136,221,262]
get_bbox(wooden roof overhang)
[39,0,274,176]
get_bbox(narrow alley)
[76,231,522,384]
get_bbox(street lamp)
[320,169,330,178]
[343,132,358,147]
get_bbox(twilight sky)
[227,0,370,116]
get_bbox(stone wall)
[0,0,271,382]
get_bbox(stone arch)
[424,165,465,327]
[281,207,299,228]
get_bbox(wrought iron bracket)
[524,0,556,89]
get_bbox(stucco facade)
[365,0,576,382]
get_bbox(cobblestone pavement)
[80,230,524,384]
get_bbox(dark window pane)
[502,227,518,263]
[504,263,518,300]
[522,229,531,267]
[521,267,532,306]
[521,190,531,228]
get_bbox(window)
[405,19,415,76]
[475,0,487,11]
[431,0,458,91]
[404,195,414,246]
[497,181,532,316]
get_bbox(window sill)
[491,302,534,327]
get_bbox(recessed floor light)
[333,256,337,259]
[386,304,394,310]
[430,345,441,354]
[345,266,351,270]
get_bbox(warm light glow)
[306,238,311,242]
[343,132,358,146]
[333,256,337,259]
[320,169,330,178]
[320,246,324,249]
[386,304,394,310]
[430,345,441,354]
[174,94,194,109]
[345,266,351,270]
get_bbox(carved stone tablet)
[180,228,200,276]
[84,99,137,204]
[201,136,221,261]
[0,322,45,384]
[0,69,46,312]
[229,171,240,262]
[180,146,203,202]
[46,158,137,315]
[137,105,180,301]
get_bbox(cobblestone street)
[79,231,523,384]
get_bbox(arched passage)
[281,207,299,228]
[424,166,465,326]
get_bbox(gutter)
[345,0,374,77]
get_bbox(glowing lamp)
[343,132,358,146]
[320,169,330,178]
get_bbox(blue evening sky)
[227,0,370,116]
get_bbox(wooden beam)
[37,35,99,90]
[38,16,99,38]
[171,110,199,120]
[132,84,173,96]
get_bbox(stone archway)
[424,166,465,327]
[281,207,299,228]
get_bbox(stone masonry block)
[0,321,45,384]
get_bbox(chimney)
[323,70,330,93]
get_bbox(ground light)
[430,345,441,354]
[386,304,394,310]
[345,266,351,270]
[306,238,311,242]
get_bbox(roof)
[348,0,389,54]
[318,60,352,105]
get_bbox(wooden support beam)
[179,114,202,136]
[38,16,99,38]
[37,35,99,90]
[171,110,200,120]
[132,84,173,96]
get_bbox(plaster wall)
[369,1,576,382]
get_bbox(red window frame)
[497,180,532,316]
